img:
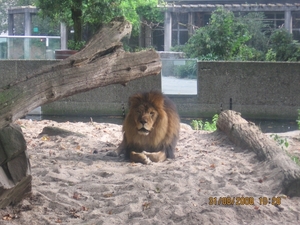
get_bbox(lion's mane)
[119,91,180,159]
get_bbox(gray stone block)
[0,166,14,189]
[0,124,27,161]
[0,144,6,165]
[7,151,31,184]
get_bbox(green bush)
[191,114,219,131]
[265,49,276,61]
[182,9,300,62]
[183,7,251,60]
[297,109,300,129]
[173,60,197,79]
[268,28,300,61]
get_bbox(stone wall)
[197,61,300,119]
[0,59,299,119]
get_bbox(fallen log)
[0,17,161,129]
[217,110,300,197]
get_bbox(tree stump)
[0,124,31,208]
[217,110,300,197]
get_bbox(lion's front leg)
[130,151,152,164]
[142,151,167,163]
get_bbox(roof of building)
[159,2,300,12]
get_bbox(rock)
[39,126,86,138]
[0,124,31,209]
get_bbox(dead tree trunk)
[0,17,161,129]
[217,110,300,197]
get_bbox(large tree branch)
[0,17,162,129]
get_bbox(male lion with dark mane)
[116,91,180,164]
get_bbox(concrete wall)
[1,60,299,119]
[198,61,300,119]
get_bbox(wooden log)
[0,17,162,129]
[217,110,300,197]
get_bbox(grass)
[191,114,219,131]
[270,133,300,166]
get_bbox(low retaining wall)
[197,61,300,119]
[0,59,299,119]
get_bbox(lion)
[116,91,180,164]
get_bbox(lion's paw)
[143,156,152,165]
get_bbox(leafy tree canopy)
[35,0,162,47]
[182,7,300,61]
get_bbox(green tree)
[268,28,300,61]
[184,7,251,60]
[35,0,161,49]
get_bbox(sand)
[1,119,300,225]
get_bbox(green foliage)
[270,134,289,149]
[184,8,251,60]
[270,133,300,166]
[183,9,300,62]
[67,40,86,51]
[234,44,264,61]
[297,109,300,130]
[170,45,185,52]
[197,53,219,61]
[35,0,160,47]
[237,12,269,53]
[269,28,300,61]
[265,49,276,61]
[191,114,219,131]
[173,60,197,79]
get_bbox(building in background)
[140,0,300,51]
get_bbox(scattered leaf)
[210,164,215,168]
[55,218,62,223]
[82,206,89,211]
[2,214,15,221]
[103,192,113,198]
[41,136,50,141]
[142,202,151,211]
[73,192,81,200]
[154,187,160,193]
[69,208,80,218]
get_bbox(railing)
[0,35,60,60]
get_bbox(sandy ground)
[1,119,300,225]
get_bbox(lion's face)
[122,91,179,155]
[134,104,158,136]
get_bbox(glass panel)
[275,13,284,19]
[161,59,197,95]
[152,29,164,51]
[0,36,60,59]
[179,13,189,29]
[179,31,189,45]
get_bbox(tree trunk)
[0,17,162,129]
[217,110,300,197]
[71,0,83,43]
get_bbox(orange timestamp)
[209,197,255,205]
[209,196,282,206]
